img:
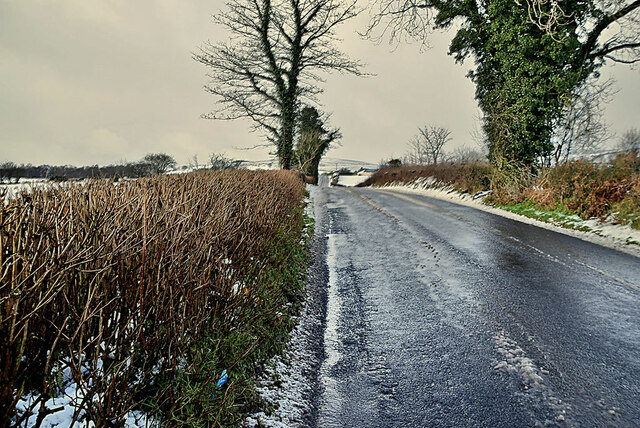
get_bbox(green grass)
[494,201,594,232]
[610,199,640,230]
[148,208,314,427]
[495,196,640,236]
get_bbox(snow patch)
[493,331,574,424]
[15,366,156,427]
[493,331,543,385]
[336,175,370,187]
[323,233,341,370]
[245,335,315,427]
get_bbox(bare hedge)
[1,170,306,426]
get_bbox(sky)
[1,0,638,167]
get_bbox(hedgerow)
[489,153,640,228]
[358,161,492,195]
[0,169,308,426]
[359,153,640,230]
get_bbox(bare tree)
[143,153,176,175]
[209,153,242,171]
[450,145,488,163]
[363,0,434,47]
[405,135,430,165]
[366,0,640,66]
[189,154,200,170]
[194,0,364,169]
[523,0,574,41]
[405,125,452,165]
[523,0,640,65]
[617,128,640,154]
[419,125,452,165]
[551,77,615,165]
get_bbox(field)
[1,170,310,427]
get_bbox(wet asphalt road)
[315,186,640,427]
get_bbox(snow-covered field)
[0,178,49,199]
[336,174,370,187]
[223,157,378,174]
[380,178,640,257]
[318,157,378,174]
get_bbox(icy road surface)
[316,185,640,427]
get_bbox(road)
[315,185,640,427]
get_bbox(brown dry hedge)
[358,162,492,195]
[1,169,306,426]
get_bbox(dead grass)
[490,153,640,226]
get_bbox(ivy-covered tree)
[366,0,640,168]
[293,106,340,182]
[470,1,584,166]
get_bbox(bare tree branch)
[551,77,616,165]
[405,124,452,165]
[194,0,363,168]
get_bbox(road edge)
[245,180,330,427]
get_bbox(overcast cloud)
[1,0,638,166]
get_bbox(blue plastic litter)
[217,369,228,388]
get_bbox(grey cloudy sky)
[1,0,638,166]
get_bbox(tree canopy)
[144,153,176,175]
[366,0,640,167]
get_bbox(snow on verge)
[380,178,640,258]
[15,362,155,428]
[246,182,328,427]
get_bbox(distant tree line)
[0,153,178,184]
[0,152,248,184]
[0,161,148,183]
